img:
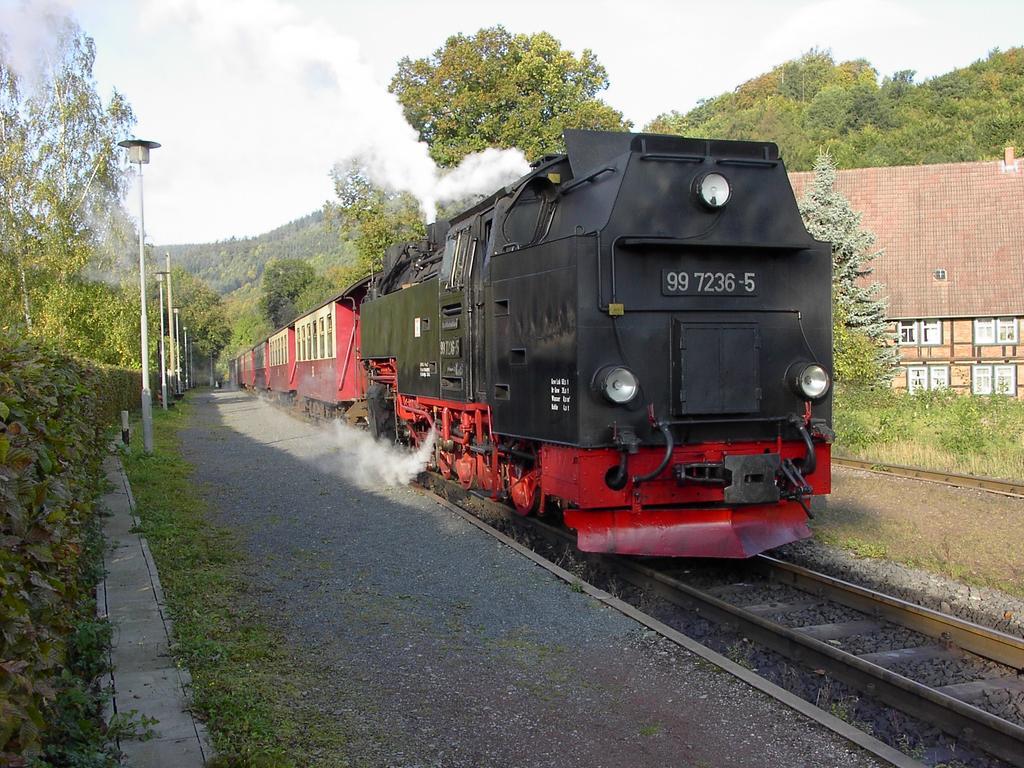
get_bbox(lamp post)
[184,326,190,389]
[118,137,161,454]
[173,307,182,395]
[155,271,169,410]
[165,253,176,395]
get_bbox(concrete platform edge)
[101,450,212,766]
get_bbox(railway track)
[833,456,1024,498]
[427,480,1024,767]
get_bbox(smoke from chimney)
[144,0,529,223]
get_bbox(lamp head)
[118,138,161,164]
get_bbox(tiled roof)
[789,157,1024,319]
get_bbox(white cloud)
[64,0,1024,243]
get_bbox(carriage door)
[470,215,494,402]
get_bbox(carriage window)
[326,314,333,357]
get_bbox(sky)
[4,0,1021,244]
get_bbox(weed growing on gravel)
[123,401,351,767]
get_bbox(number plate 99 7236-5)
[661,269,758,296]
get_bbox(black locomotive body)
[360,129,833,558]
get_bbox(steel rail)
[451,498,1024,767]
[833,456,1024,498]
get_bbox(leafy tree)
[0,17,134,330]
[798,152,897,383]
[259,258,320,327]
[390,26,630,166]
[169,267,231,360]
[325,164,425,286]
[645,47,1024,172]
[29,278,141,367]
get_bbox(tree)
[389,26,630,166]
[259,258,320,327]
[169,267,231,360]
[798,152,897,383]
[325,164,424,285]
[29,278,140,366]
[0,16,134,330]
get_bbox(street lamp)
[119,137,161,454]
[155,271,169,410]
[165,253,176,395]
[173,307,182,396]
[183,326,190,389]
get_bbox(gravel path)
[182,391,892,768]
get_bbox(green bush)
[0,333,126,762]
[89,363,141,426]
[834,383,1024,479]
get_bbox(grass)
[834,386,1024,481]
[121,398,350,767]
[823,385,1024,597]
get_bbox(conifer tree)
[798,152,897,383]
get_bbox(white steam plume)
[327,421,437,489]
[0,1,72,86]
[143,0,529,224]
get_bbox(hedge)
[0,333,137,761]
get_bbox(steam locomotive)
[233,130,834,558]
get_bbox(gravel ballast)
[181,391,895,768]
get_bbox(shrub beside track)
[0,333,139,764]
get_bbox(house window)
[907,365,949,392]
[920,320,941,345]
[897,320,941,346]
[972,365,1017,395]
[975,317,1018,345]
[997,318,1019,344]
[906,366,927,392]
[898,321,917,345]
[974,318,995,345]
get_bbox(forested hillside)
[646,47,1024,171]
[161,210,356,295]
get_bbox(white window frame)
[995,365,1017,395]
[997,317,1019,344]
[919,319,941,346]
[974,318,996,345]
[897,320,918,345]
[928,366,949,389]
[897,319,941,346]
[906,366,927,392]
[972,365,994,395]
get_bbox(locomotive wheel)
[366,383,396,443]
[454,452,475,489]
[437,449,454,480]
[510,469,540,516]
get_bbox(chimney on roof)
[1003,146,1018,173]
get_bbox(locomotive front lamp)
[596,366,640,405]
[788,362,830,401]
[696,172,731,209]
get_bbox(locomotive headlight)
[696,172,731,209]
[788,362,830,401]
[596,366,640,405]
